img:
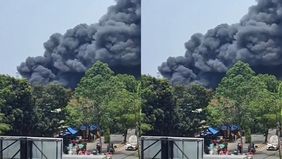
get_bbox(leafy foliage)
[141,75,175,136]
[67,61,140,141]
[32,84,72,136]
[141,75,212,136]
[173,85,213,136]
[0,75,34,135]
[208,61,280,135]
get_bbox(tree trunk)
[264,129,268,144]
[123,129,127,144]
[88,129,91,141]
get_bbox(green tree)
[74,61,114,130]
[215,61,257,128]
[209,61,280,142]
[0,114,10,134]
[32,84,72,136]
[257,74,280,93]
[174,85,213,136]
[68,61,140,142]
[66,97,96,128]
[106,87,139,143]
[207,96,236,127]
[141,75,175,136]
[0,99,10,134]
[0,75,35,135]
[248,87,277,142]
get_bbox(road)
[228,142,281,159]
[85,132,138,159]
[228,143,281,159]
[112,150,138,159]
[111,134,138,159]
[254,151,279,159]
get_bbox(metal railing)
[141,136,204,159]
[0,136,63,159]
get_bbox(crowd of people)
[67,138,88,155]
[209,139,230,155]
[65,138,115,158]
[208,138,256,155]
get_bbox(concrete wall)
[204,155,249,159]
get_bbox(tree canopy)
[141,75,175,136]
[173,84,213,136]
[141,75,212,137]
[208,61,280,138]
[32,84,72,136]
[0,75,34,135]
[67,61,140,142]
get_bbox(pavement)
[111,151,138,159]
[225,136,281,159]
[85,133,138,159]
[81,132,282,159]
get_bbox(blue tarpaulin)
[220,125,240,131]
[80,124,99,131]
[201,127,218,137]
[63,127,77,136]
[90,125,98,131]
[80,125,87,131]
[208,127,219,135]
[64,131,71,135]
[230,125,240,131]
[66,127,78,135]
[221,125,228,131]
[201,130,212,136]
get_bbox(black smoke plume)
[18,0,140,88]
[159,0,282,88]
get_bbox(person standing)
[237,143,242,154]
[96,143,102,154]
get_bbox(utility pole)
[277,121,281,159]
[137,82,141,158]
[278,103,282,159]
[278,83,282,159]
[276,105,281,159]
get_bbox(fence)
[0,136,63,159]
[141,136,204,159]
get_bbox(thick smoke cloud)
[159,0,282,88]
[18,0,140,88]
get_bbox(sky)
[142,0,256,77]
[0,0,258,78]
[0,0,114,77]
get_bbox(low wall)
[63,155,106,159]
[204,155,249,159]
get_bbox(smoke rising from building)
[18,0,140,88]
[159,0,282,88]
